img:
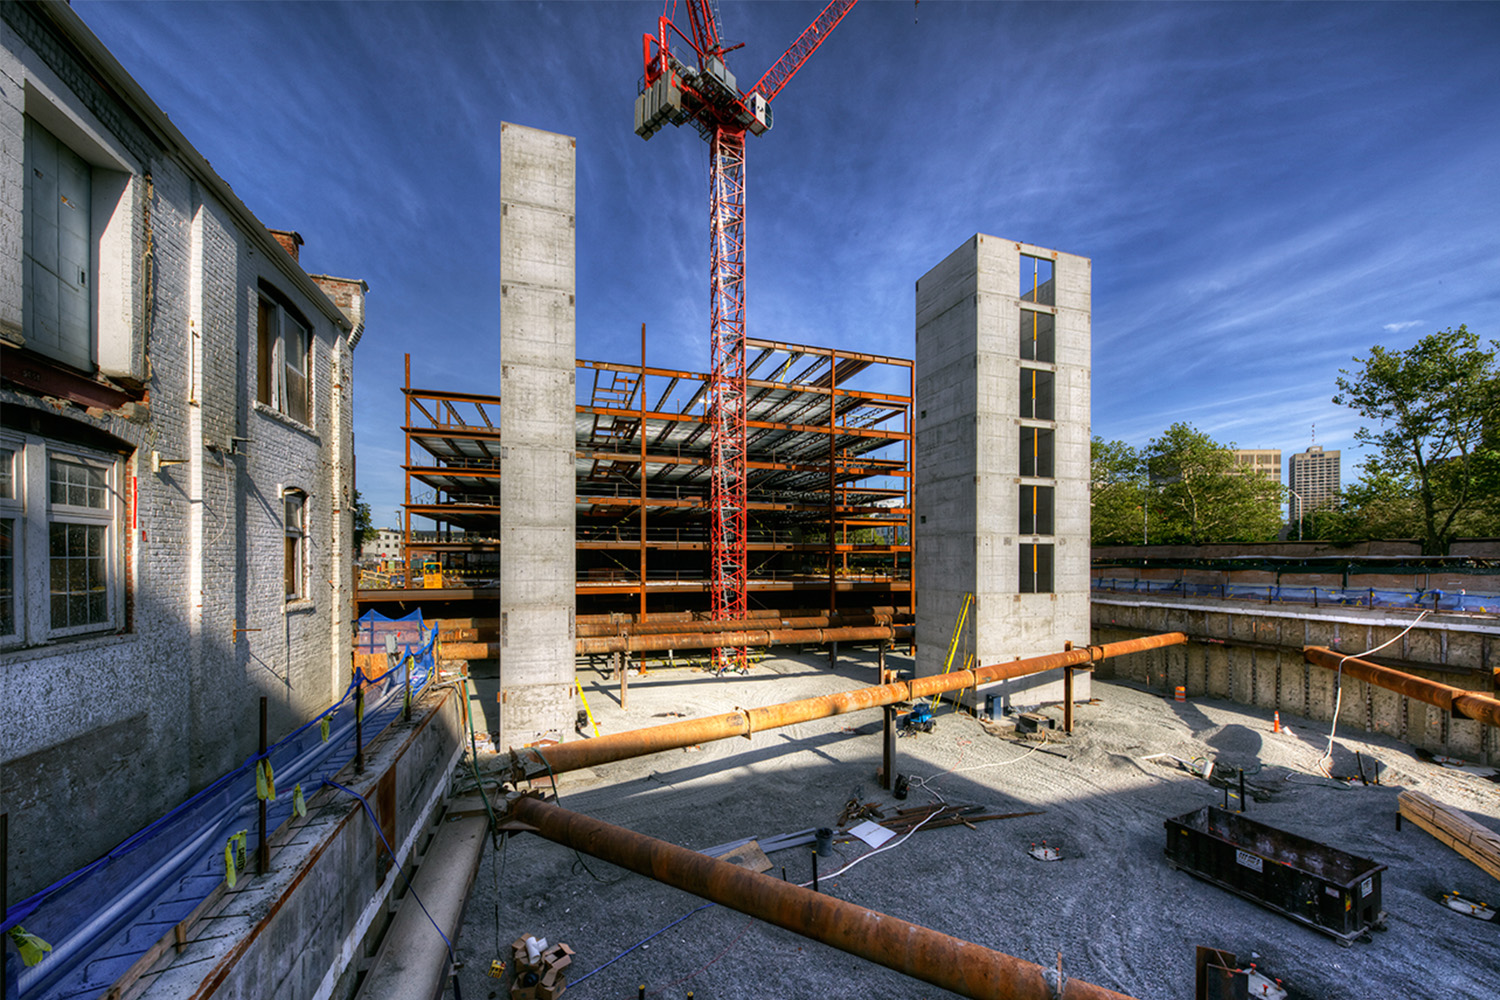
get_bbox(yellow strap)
[224,838,238,888]
[293,782,307,818]
[9,926,54,967]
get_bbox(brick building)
[0,2,365,901]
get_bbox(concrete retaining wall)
[1092,594,1499,764]
[138,686,465,1000]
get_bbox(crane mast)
[634,1,856,673]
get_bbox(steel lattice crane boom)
[634,0,857,673]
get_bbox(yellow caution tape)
[293,782,306,818]
[9,926,53,967]
[256,759,276,801]
[225,838,238,888]
[320,716,330,742]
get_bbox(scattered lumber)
[877,804,1043,836]
[1398,789,1500,883]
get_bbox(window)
[1019,543,1054,594]
[1,445,18,640]
[284,490,306,601]
[1019,427,1055,478]
[24,116,93,370]
[1,434,122,645]
[1019,485,1054,535]
[1020,254,1055,306]
[258,291,312,424]
[1019,308,1054,363]
[1019,367,1055,421]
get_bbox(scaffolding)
[394,337,913,619]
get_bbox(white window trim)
[0,438,23,644]
[283,487,310,607]
[0,432,123,648]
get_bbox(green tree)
[1143,423,1283,544]
[352,488,376,554]
[1090,437,1145,545]
[1332,326,1500,554]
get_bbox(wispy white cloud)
[1382,320,1425,334]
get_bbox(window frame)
[46,448,116,637]
[0,433,124,647]
[0,440,22,643]
[284,488,308,603]
[257,288,314,426]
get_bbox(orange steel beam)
[509,795,1137,1000]
[576,624,910,655]
[580,403,912,441]
[575,611,910,637]
[514,632,1187,777]
[1303,646,1500,728]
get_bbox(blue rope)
[567,903,716,989]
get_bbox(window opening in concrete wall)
[1019,367,1055,420]
[257,289,312,424]
[1020,254,1055,307]
[1019,484,1054,536]
[1019,426,1055,478]
[1019,542,1054,593]
[24,116,93,371]
[285,489,307,601]
[1020,308,1055,363]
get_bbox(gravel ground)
[454,649,1500,1000]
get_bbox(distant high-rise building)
[1232,449,1282,485]
[1288,445,1341,523]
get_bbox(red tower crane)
[634,0,857,672]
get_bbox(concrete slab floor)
[453,649,1499,1000]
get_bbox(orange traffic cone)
[1272,710,1281,733]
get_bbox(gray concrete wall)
[914,236,1091,711]
[1092,594,1499,764]
[498,122,576,747]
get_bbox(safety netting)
[1092,577,1500,614]
[3,610,437,999]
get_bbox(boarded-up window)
[24,117,93,370]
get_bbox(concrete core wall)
[499,122,577,747]
[914,235,1091,711]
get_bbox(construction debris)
[878,803,1043,836]
[1398,789,1500,883]
[1442,890,1496,921]
[509,936,574,1000]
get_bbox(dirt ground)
[455,648,1500,1000]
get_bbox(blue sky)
[74,1,1500,527]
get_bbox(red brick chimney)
[268,229,304,262]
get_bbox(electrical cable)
[1317,611,1428,777]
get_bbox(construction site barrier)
[2,611,436,1000]
[1092,577,1500,614]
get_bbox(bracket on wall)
[231,620,262,645]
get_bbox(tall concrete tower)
[499,123,578,747]
[914,235,1091,712]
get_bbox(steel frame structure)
[389,338,912,624]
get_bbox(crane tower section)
[632,1,857,673]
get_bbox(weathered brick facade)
[0,3,364,901]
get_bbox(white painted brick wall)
[0,6,358,901]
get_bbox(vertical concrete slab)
[499,123,576,747]
[914,236,1090,711]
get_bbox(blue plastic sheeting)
[1092,577,1500,614]
[3,611,436,999]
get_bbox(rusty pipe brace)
[511,632,1186,781]
[505,792,1139,1000]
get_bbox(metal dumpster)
[1165,805,1387,943]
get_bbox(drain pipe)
[505,793,1138,1000]
[511,632,1187,780]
